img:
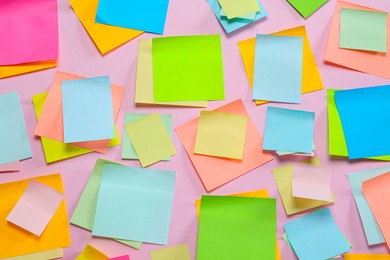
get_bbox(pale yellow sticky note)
[0,61,56,79]
[76,244,108,260]
[2,249,63,260]
[70,0,143,54]
[125,113,176,167]
[150,244,191,260]
[135,39,207,108]
[344,254,390,260]
[218,0,260,19]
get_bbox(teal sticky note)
[263,106,315,153]
[122,113,172,160]
[92,164,176,245]
[0,92,32,164]
[62,76,115,143]
[284,208,350,260]
[348,166,389,245]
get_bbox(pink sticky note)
[0,161,20,172]
[292,164,331,201]
[109,256,130,260]
[0,0,58,65]
[6,180,64,236]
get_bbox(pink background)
[1,0,390,259]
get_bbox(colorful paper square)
[217,0,260,19]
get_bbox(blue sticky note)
[348,166,389,245]
[0,92,32,164]
[284,208,350,260]
[95,0,169,34]
[263,106,314,153]
[334,85,390,159]
[62,76,114,143]
[92,164,176,245]
[208,0,267,34]
[253,35,303,103]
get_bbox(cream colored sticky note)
[2,249,63,260]
[150,244,191,260]
[218,0,260,19]
[76,244,108,260]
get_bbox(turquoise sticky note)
[348,166,389,245]
[122,113,172,160]
[95,0,169,34]
[92,164,176,245]
[253,35,303,103]
[284,208,350,260]
[0,92,31,164]
[62,76,115,143]
[263,106,315,153]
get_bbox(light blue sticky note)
[95,0,169,34]
[263,106,315,153]
[334,85,390,159]
[208,0,267,34]
[284,208,350,260]
[253,35,303,103]
[348,166,389,245]
[92,164,176,245]
[62,76,115,143]
[0,92,31,164]
[122,113,172,160]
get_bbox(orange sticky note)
[175,99,273,191]
[0,61,56,79]
[324,1,390,79]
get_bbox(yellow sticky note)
[218,0,260,19]
[76,244,108,260]
[135,39,207,108]
[2,249,63,260]
[238,26,324,105]
[70,0,143,54]
[0,61,56,79]
[194,111,248,160]
[150,244,191,260]
[125,113,176,167]
[344,254,390,260]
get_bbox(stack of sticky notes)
[325,1,389,79]
[0,0,58,78]
[286,0,328,19]
[32,71,125,164]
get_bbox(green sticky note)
[340,8,387,52]
[287,0,327,19]
[152,35,224,102]
[197,196,276,259]
[70,158,142,249]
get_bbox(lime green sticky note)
[152,35,224,102]
[217,0,260,19]
[287,0,327,19]
[197,196,276,259]
[340,8,387,53]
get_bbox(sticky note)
[0,161,20,173]
[125,113,176,167]
[76,244,108,260]
[345,254,390,260]
[0,0,58,65]
[0,92,32,165]
[175,99,273,191]
[220,9,256,20]
[2,249,64,260]
[286,0,327,18]
[150,244,191,260]
[217,0,260,19]
[152,35,224,102]
[194,111,248,160]
[109,256,130,260]
[95,0,169,34]
[92,164,176,245]
[197,196,276,259]
[284,208,350,260]
[0,61,56,79]
[340,8,387,52]
[253,35,303,103]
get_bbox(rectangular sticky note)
[0,60,57,79]
[220,9,257,20]
[150,244,191,260]
[287,0,327,18]
[76,244,108,260]
[217,0,260,19]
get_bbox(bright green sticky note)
[70,158,142,249]
[287,0,327,19]
[340,8,387,52]
[152,35,224,102]
[197,196,276,259]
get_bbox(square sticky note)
[152,35,224,102]
[125,113,176,167]
[218,0,260,19]
[197,196,276,259]
[263,107,315,153]
[92,164,176,245]
[220,9,256,20]
[340,8,387,52]
[0,92,32,165]
[150,244,191,260]
[253,35,303,103]
[76,244,108,260]
[194,111,248,160]
[284,208,350,260]
[95,0,169,34]
[287,0,327,19]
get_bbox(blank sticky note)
[62,76,115,143]
[287,0,327,18]
[92,164,176,245]
[150,244,191,260]
[345,254,390,260]
[340,8,387,52]
[253,35,303,103]
[284,208,350,260]
[76,244,108,260]
[220,9,256,20]
[217,0,260,19]
[0,92,32,165]
[194,111,248,160]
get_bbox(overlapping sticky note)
[76,244,108,260]
[287,0,328,18]
[218,0,260,19]
[0,61,57,79]
[2,249,64,260]
[150,244,191,260]
[345,254,390,260]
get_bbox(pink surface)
[0,161,20,172]
[0,0,389,259]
